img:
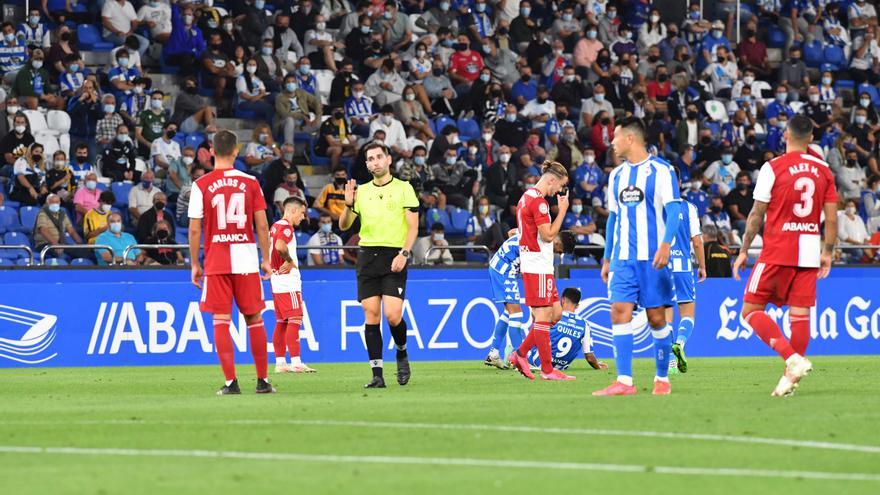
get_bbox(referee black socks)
[390,320,408,357]
[365,323,384,377]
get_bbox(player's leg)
[361,295,386,388]
[787,269,818,357]
[665,306,679,375]
[510,273,542,373]
[383,294,411,386]
[743,264,797,360]
[236,274,273,394]
[201,274,239,394]
[640,262,675,395]
[486,307,510,366]
[672,300,696,373]
[505,302,525,356]
[271,292,291,373]
[594,262,639,395]
[287,292,315,373]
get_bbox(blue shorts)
[609,260,676,308]
[672,271,696,303]
[489,268,521,304]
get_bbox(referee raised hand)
[340,142,420,389]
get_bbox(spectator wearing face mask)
[10,143,48,206]
[137,0,173,44]
[701,194,739,246]
[175,164,206,227]
[418,1,458,33]
[838,149,867,201]
[466,196,507,251]
[839,199,872,263]
[275,74,322,145]
[242,122,281,174]
[547,124,582,171]
[96,94,125,150]
[413,222,454,265]
[166,146,195,202]
[163,3,205,77]
[370,105,411,159]
[736,27,771,80]
[0,21,28,85]
[520,85,555,130]
[448,34,484,90]
[683,171,709,214]
[13,48,61,110]
[702,45,737,99]
[313,168,350,224]
[306,213,345,266]
[723,172,753,235]
[136,191,173,244]
[69,143,94,184]
[610,24,637,59]
[851,92,880,127]
[697,20,731,73]
[304,14,341,72]
[847,108,879,172]
[432,147,475,209]
[84,191,116,244]
[101,124,138,182]
[128,169,159,226]
[73,172,101,222]
[107,48,140,109]
[345,81,376,138]
[236,58,275,125]
[495,105,528,148]
[396,145,436,197]
[766,113,789,154]
[316,106,358,168]
[273,168,307,218]
[734,129,764,179]
[573,24,603,77]
[263,12,304,65]
[365,58,407,108]
[45,150,75,202]
[703,146,741,196]
[173,77,216,135]
[573,149,603,201]
[136,90,167,157]
[256,39,286,93]
[145,219,184,265]
[34,193,82,255]
[97,212,147,266]
[151,121,181,178]
[861,175,880,234]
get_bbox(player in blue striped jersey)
[484,231,576,369]
[527,288,607,372]
[594,117,682,397]
[666,198,707,374]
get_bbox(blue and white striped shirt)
[60,71,85,94]
[345,96,374,121]
[489,234,520,277]
[0,39,27,74]
[669,200,701,273]
[606,155,680,262]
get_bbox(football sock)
[291,356,302,366]
[213,318,236,382]
[272,321,287,361]
[790,314,810,356]
[516,325,537,357]
[677,317,695,347]
[286,318,302,358]
[745,312,795,360]
[507,312,525,354]
[390,320,408,357]
[247,322,268,380]
[490,311,510,353]
[533,322,554,374]
[652,324,673,379]
[611,322,633,386]
[365,323,383,377]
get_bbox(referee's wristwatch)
[399,249,411,259]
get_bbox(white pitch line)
[0,445,877,482]
[2,418,879,455]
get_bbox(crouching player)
[527,287,607,372]
[270,197,317,374]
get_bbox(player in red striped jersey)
[269,196,316,374]
[188,130,276,395]
[733,115,838,397]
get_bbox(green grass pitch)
[1,357,879,494]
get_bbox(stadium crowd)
[1,0,880,267]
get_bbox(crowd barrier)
[0,267,878,368]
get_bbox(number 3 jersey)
[527,311,592,371]
[752,151,837,268]
[188,168,267,275]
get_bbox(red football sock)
[745,312,795,360]
[790,314,810,356]
[213,318,236,381]
[248,322,268,379]
[516,326,536,356]
[533,322,554,373]
[272,321,287,360]
[286,318,302,358]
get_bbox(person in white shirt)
[365,58,407,107]
[702,45,738,98]
[306,214,345,266]
[412,222,454,265]
[703,147,741,196]
[520,85,556,129]
[128,169,160,225]
[102,0,149,55]
[137,0,172,43]
[368,105,411,158]
[580,84,614,128]
[838,199,872,262]
[303,14,340,72]
[150,121,182,175]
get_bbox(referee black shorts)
[356,247,408,302]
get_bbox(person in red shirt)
[733,115,838,397]
[646,65,672,104]
[269,196,316,374]
[188,129,275,395]
[448,34,484,86]
[735,27,771,79]
[589,110,614,156]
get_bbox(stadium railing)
[0,245,34,266]
[39,244,116,265]
[423,245,490,265]
[122,244,190,262]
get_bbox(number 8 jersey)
[752,151,838,268]
[188,169,267,275]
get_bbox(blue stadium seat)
[434,115,456,134]
[578,256,600,266]
[70,258,95,266]
[0,207,24,234]
[234,107,260,120]
[4,200,20,209]
[77,25,114,51]
[464,250,489,263]
[767,26,786,48]
[111,182,133,208]
[456,117,480,142]
[172,132,188,148]
[186,133,204,150]
[803,41,823,68]
[447,207,470,235]
[44,257,69,266]
[560,254,577,265]
[175,230,188,245]
[823,45,846,71]
[15,258,31,266]
[836,80,856,91]
[3,232,31,256]
[858,84,880,106]
[0,257,12,266]
[425,208,451,231]
[233,158,248,172]
[295,231,311,262]
[307,208,320,220]
[18,206,40,234]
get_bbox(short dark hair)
[561,287,581,305]
[868,175,880,188]
[617,116,646,142]
[283,196,307,209]
[214,129,238,158]
[99,191,116,204]
[441,124,458,136]
[736,171,751,181]
[430,222,445,231]
[788,115,813,142]
[363,141,390,158]
[75,142,88,151]
[559,231,576,254]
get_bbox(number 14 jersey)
[188,168,267,275]
[752,151,838,268]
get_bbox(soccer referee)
[340,142,419,389]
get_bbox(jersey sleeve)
[250,178,267,212]
[581,320,592,354]
[187,181,204,219]
[657,164,681,206]
[823,167,839,204]
[532,197,551,227]
[688,203,701,239]
[606,168,619,213]
[752,161,776,203]
[402,181,419,209]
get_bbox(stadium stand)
[0,0,877,268]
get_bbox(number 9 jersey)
[752,151,837,268]
[188,169,267,275]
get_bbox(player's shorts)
[744,262,818,307]
[609,260,675,308]
[522,272,559,307]
[489,268,521,304]
[272,291,303,321]
[200,273,266,315]
[672,270,696,304]
[356,247,408,302]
